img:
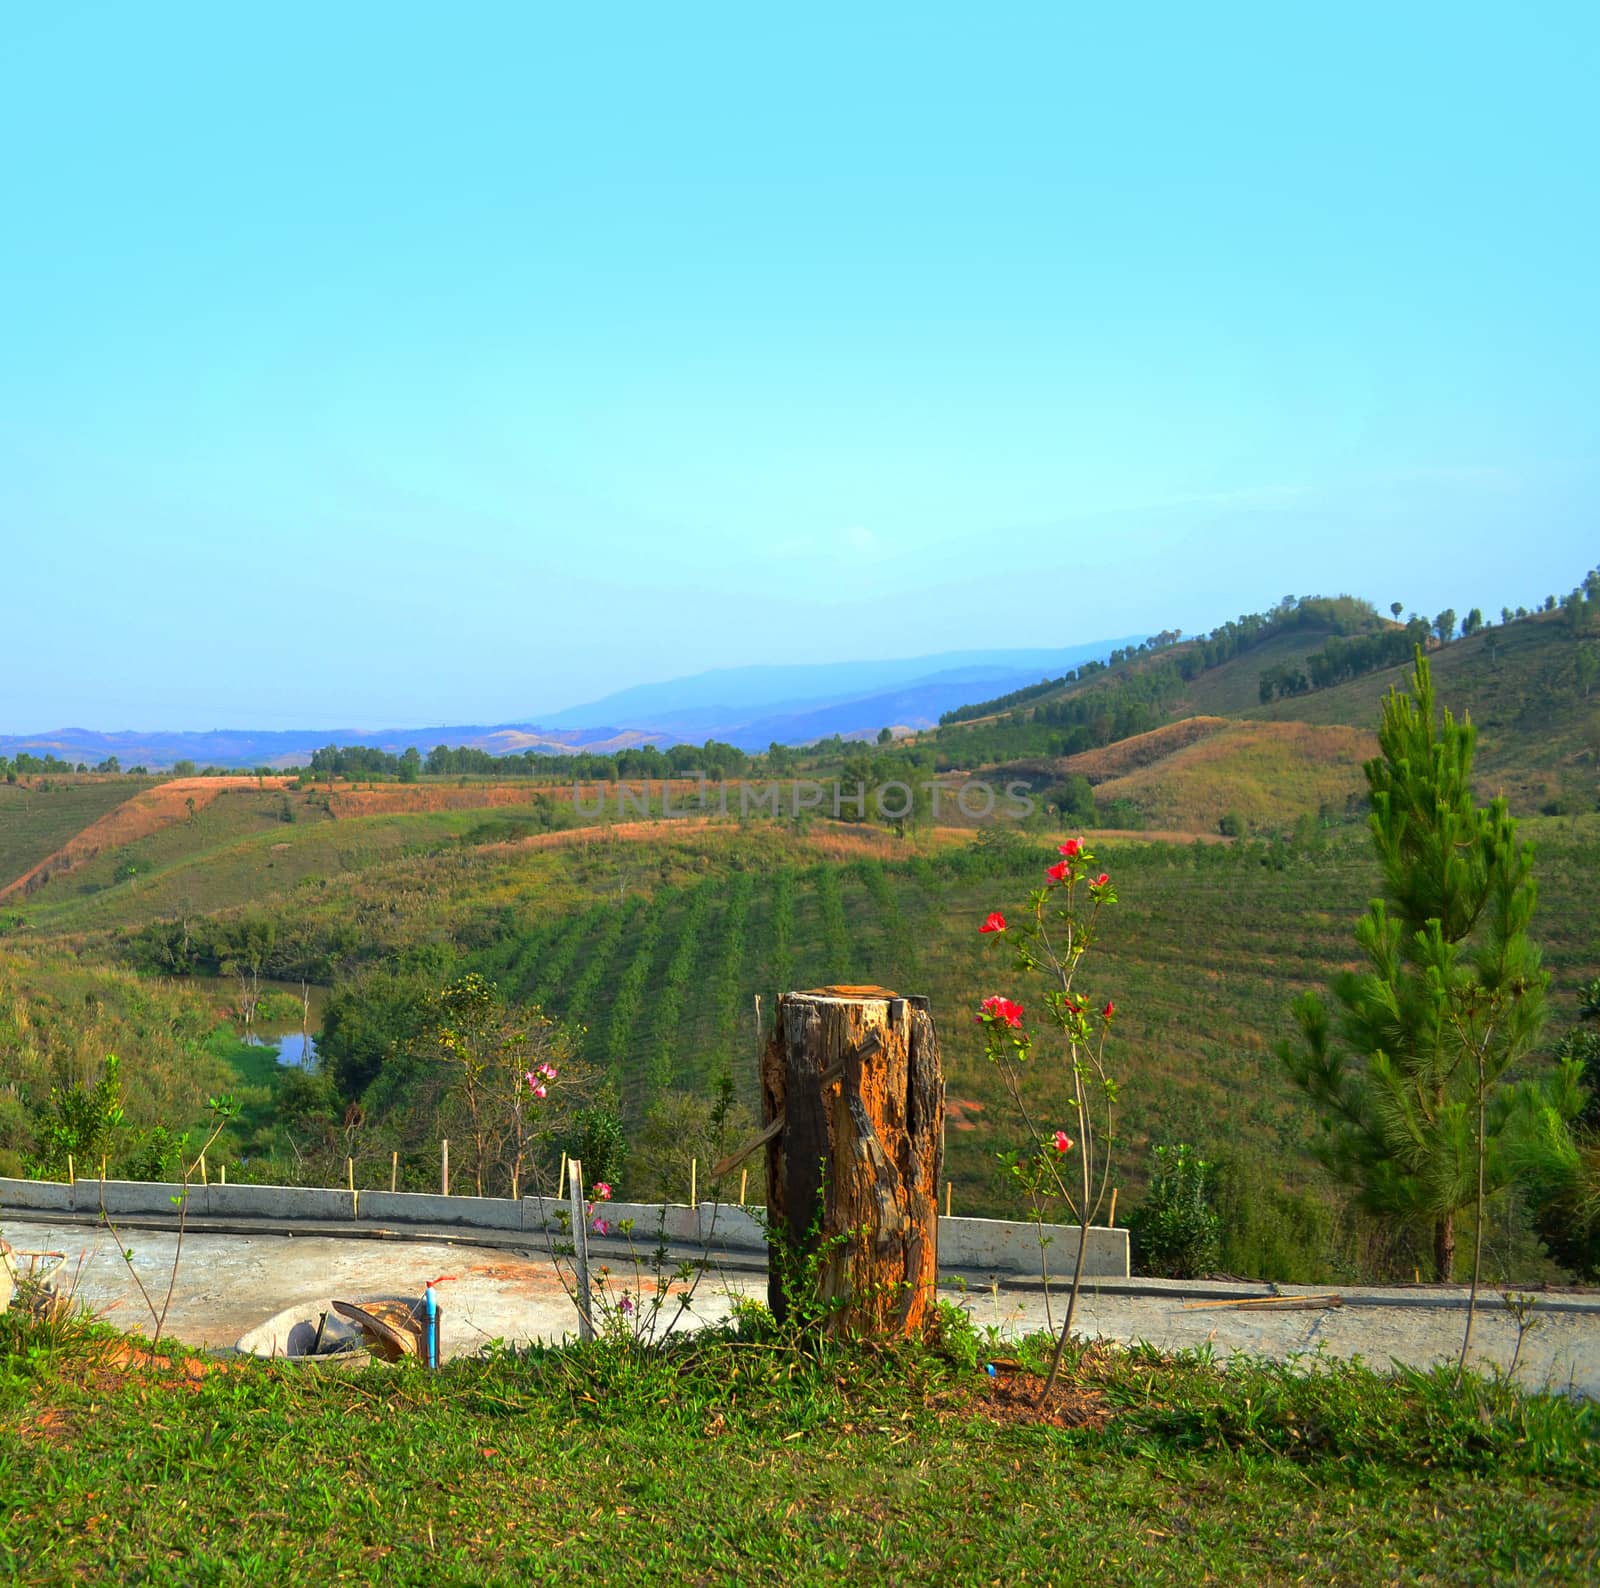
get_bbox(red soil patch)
[976,1370,1112,1430]
[0,777,294,902]
[944,1097,987,1133]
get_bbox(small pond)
[243,1029,319,1068]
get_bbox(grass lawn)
[3,1309,1595,1585]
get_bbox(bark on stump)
[762,986,943,1337]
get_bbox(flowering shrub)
[978,837,1121,1398]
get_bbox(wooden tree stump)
[761,986,943,1337]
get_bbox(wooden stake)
[67,1154,74,1186]
[567,1156,594,1342]
[558,1152,568,1200]
[739,1167,748,1206]
[346,1157,355,1194]
[945,1180,952,1218]
[1108,1187,1118,1227]
[441,1138,449,1197]
[690,1157,697,1207]
[390,1151,398,1193]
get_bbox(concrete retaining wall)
[940,1215,1129,1279]
[90,1180,202,1217]
[520,1199,700,1243]
[361,1191,521,1230]
[0,1178,76,1215]
[209,1185,357,1222]
[0,1176,1129,1277]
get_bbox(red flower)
[1059,838,1083,858]
[1102,1000,1115,1020]
[1046,860,1071,883]
[979,911,1007,934]
[980,995,1025,1029]
[1053,1130,1074,1153]
[1094,873,1109,887]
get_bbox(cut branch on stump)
[762,986,943,1337]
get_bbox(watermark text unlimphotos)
[570,776,1036,822]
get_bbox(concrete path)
[6,1215,1598,1396]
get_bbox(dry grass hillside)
[1056,717,1233,781]
[1081,720,1377,835]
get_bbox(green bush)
[1128,1143,1221,1278]
[563,1095,628,1192]
[1210,1150,1336,1283]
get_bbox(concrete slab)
[6,1213,1597,1396]
[1,1218,753,1357]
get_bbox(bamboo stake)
[390,1151,398,1193]
[690,1157,697,1207]
[945,1180,952,1218]
[200,1153,208,1187]
[1181,1293,1343,1312]
[346,1157,355,1194]
[567,1156,594,1342]
[441,1139,449,1197]
[220,1163,226,1185]
[100,1155,107,1182]
[1108,1187,1118,1227]
[67,1154,74,1186]
[558,1152,568,1200]
[739,1168,748,1206]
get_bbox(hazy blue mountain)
[1,636,1138,766]
[535,641,1136,728]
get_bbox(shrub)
[1210,1150,1336,1283]
[563,1096,628,1192]
[1129,1143,1221,1278]
[1218,810,1246,838]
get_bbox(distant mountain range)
[1,637,1138,768]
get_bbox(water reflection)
[243,1030,319,1068]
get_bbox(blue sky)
[2,2,1595,729]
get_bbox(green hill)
[1248,610,1599,812]
[0,777,156,895]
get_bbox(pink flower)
[619,1294,634,1315]
[979,911,1007,934]
[593,1182,612,1201]
[980,995,1025,1029]
[1053,1130,1074,1153]
[1059,838,1083,858]
[524,1072,548,1098]
[1046,860,1071,883]
[592,1217,610,1236]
